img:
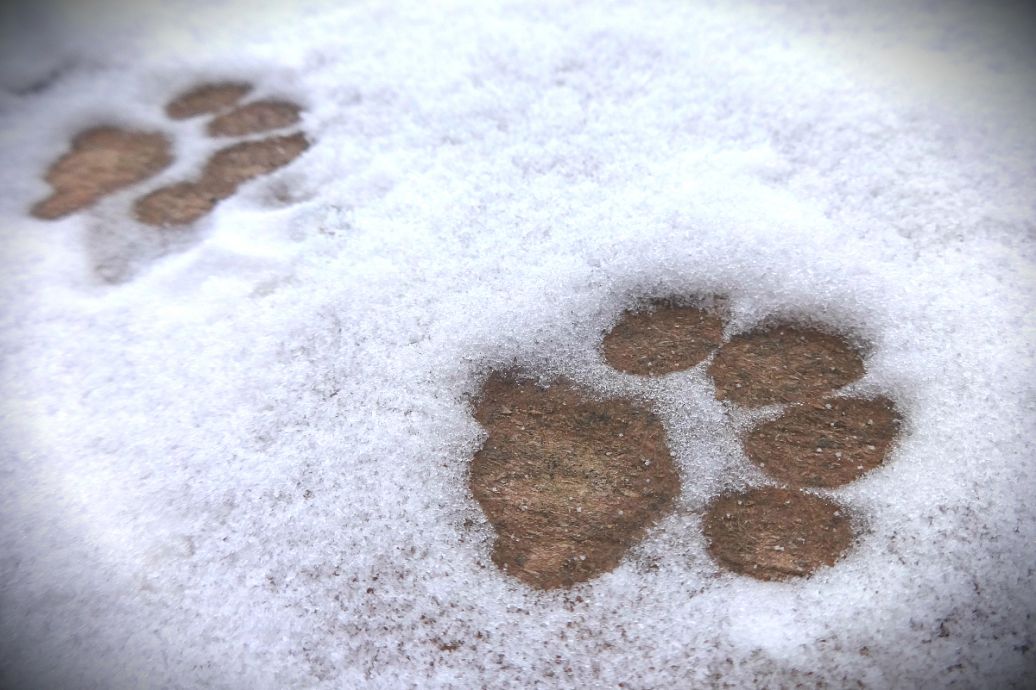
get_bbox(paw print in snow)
[31,81,309,226]
[470,298,901,587]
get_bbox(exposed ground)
[470,372,679,589]
[708,325,865,408]
[207,100,301,137]
[744,396,901,488]
[135,133,309,226]
[601,299,725,376]
[30,81,308,226]
[165,82,252,119]
[701,487,853,580]
[30,127,171,220]
[470,300,901,586]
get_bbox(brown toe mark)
[745,397,901,488]
[31,127,172,220]
[708,325,864,408]
[702,487,852,580]
[166,82,252,120]
[602,299,726,376]
[134,182,218,227]
[206,100,302,137]
[202,132,309,191]
[470,372,680,589]
[135,133,309,226]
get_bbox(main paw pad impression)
[470,299,901,587]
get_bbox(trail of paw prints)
[31,81,309,226]
[469,298,902,588]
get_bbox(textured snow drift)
[1,0,1034,687]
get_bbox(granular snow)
[1,0,1034,688]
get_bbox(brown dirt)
[702,486,853,580]
[31,127,172,220]
[207,100,302,137]
[134,133,309,226]
[601,300,726,376]
[202,133,309,191]
[708,325,864,408]
[133,182,219,227]
[470,372,680,589]
[165,82,252,119]
[744,397,900,488]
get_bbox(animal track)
[599,299,725,376]
[30,127,172,220]
[470,298,901,587]
[470,373,679,589]
[707,325,865,408]
[31,80,309,226]
[701,486,852,580]
[134,133,308,226]
[165,82,253,120]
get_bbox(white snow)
[1,0,1034,687]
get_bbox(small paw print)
[30,81,309,226]
[470,298,901,588]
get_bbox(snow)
[1,0,1034,687]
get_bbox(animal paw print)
[31,81,309,225]
[470,298,901,588]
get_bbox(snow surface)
[1,0,1034,687]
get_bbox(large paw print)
[470,298,901,587]
[31,81,308,226]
